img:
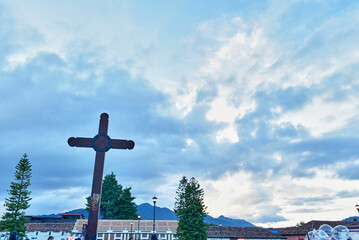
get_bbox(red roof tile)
[207,226,286,239]
[269,220,359,235]
[25,223,75,232]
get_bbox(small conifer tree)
[174,176,208,240]
[116,187,137,219]
[100,172,122,219]
[86,172,137,219]
[1,154,32,238]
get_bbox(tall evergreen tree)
[1,154,32,238]
[100,172,122,219]
[86,172,137,219]
[174,176,207,240]
[116,187,137,219]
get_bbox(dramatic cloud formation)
[1,0,359,227]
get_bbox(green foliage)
[174,176,208,240]
[1,154,32,238]
[100,172,122,219]
[296,221,306,227]
[86,172,137,219]
[205,223,217,226]
[0,220,4,231]
[116,187,137,219]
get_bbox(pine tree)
[174,176,208,240]
[100,172,122,219]
[116,187,137,219]
[86,172,137,219]
[1,154,32,238]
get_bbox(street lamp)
[152,196,157,235]
[356,205,359,214]
[137,215,141,240]
[220,224,222,239]
[296,225,299,240]
[131,222,133,239]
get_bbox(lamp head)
[152,196,157,203]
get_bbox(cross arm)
[111,139,135,150]
[68,137,134,150]
[68,137,93,148]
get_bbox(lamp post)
[220,224,222,239]
[355,205,359,222]
[130,222,133,239]
[137,215,141,240]
[152,196,157,234]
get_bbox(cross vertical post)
[68,113,135,240]
[87,114,108,240]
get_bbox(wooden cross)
[68,113,134,240]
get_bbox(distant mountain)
[136,203,255,227]
[137,203,177,220]
[204,215,256,227]
[40,203,255,227]
[64,208,90,219]
[35,213,62,219]
[342,216,359,222]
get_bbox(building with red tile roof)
[207,226,286,240]
[268,220,359,240]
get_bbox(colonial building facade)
[72,220,178,240]
[7,219,359,240]
[14,220,286,240]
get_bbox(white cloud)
[215,124,239,143]
[207,97,238,123]
[194,5,359,141]
[273,152,282,164]
[28,187,89,215]
[181,138,199,152]
[276,96,359,137]
[202,167,359,227]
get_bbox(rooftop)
[25,223,75,232]
[207,226,286,239]
[74,220,178,232]
[269,220,359,235]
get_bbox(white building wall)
[350,230,359,240]
[25,231,75,240]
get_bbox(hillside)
[45,203,255,227]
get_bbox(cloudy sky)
[1,0,359,228]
